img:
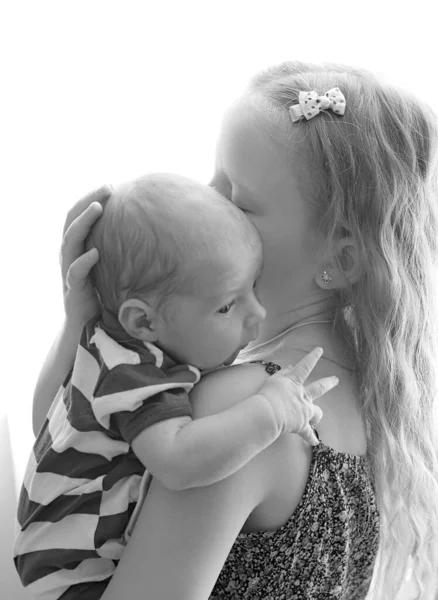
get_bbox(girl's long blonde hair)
[247,61,438,599]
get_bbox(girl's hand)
[60,185,111,328]
[257,347,339,446]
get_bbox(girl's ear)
[118,298,160,342]
[316,236,363,290]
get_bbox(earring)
[320,270,332,284]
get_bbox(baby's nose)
[257,304,267,321]
[249,300,266,324]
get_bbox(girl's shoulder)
[190,362,272,418]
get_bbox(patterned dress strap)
[249,360,282,376]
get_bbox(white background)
[0,2,435,597]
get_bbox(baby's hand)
[257,347,339,446]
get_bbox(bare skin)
[98,98,367,598]
[209,95,365,456]
[33,97,367,598]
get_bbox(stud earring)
[320,270,332,284]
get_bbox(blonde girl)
[32,61,438,599]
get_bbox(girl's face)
[210,97,325,319]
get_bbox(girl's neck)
[249,296,339,349]
[244,296,355,372]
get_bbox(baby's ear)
[118,299,158,341]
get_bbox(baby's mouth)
[223,344,248,366]
[223,354,237,367]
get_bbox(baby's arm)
[132,393,280,490]
[132,348,338,490]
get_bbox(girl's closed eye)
[231,197,249,212]
[230,188,255,213]
[209,174,232,200]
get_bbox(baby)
[14,173,338,599]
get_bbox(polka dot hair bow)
[289,87,346,122]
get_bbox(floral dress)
[210,361,380,600]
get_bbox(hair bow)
[289,87,346,122]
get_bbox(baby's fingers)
[285,347,324,385]
[305,376,339,401]
[309,404,323,427]
[299,424,320,447]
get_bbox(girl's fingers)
[60,201,104,280]
[62,185,112,236]
[304,376,339,402]
[66,249,99,289]
[63,201,104,247]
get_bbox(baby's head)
[86,173,266,369]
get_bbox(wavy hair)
[244,61,438,599]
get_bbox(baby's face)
[155,248,266,370]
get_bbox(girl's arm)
[101,365,284,600]
[32,185,111,436]
[32,322,81,436]
[104,456,265,600]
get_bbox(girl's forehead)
[215,99,318,248]
[217,101,268,163]
[216,98,298,188]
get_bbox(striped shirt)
[14,313,200,600]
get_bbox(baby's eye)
[253,275,262,289]
[218,301,235,315]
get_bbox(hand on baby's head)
[62,188,110,328]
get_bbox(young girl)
[28,61,438,599]
[14,172,338,599]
